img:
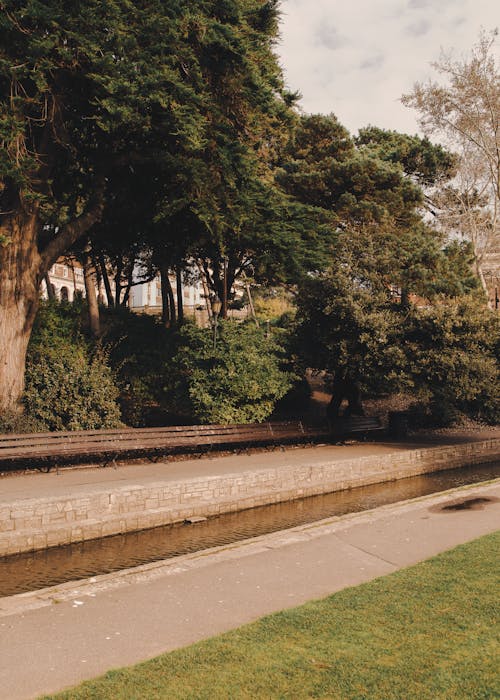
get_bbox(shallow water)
[0,461,498,598]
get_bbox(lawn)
[43,531,499,700]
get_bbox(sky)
[277,0,499,137]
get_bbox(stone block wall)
[0,439,498,556]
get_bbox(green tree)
[288,115,489,420]
[293,231,495,423]
[405,300,500,425]
[0,0,207,411]
[0,0,296,412]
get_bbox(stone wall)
[0,439,499,556]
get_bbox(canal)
[0,460,498,597]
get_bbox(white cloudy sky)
[277,0,499,136]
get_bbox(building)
[42,259,86,302]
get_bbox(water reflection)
[1,462,498,597]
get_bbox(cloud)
[315,22,345,51]
[406,19,431,37]
[360,54,385,71]
[449,15,467,28]
[277,0,499,135]
[408,0,430,8]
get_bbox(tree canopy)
[0,0,297,411]
[402,29,500,296]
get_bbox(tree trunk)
[0,178,106,414]
[160,270,170,327]
[114,258,123,307]
[197,260,213,324]
[222,256,228,319]
[121,265,134,308]
[0,213,41,413]
[245,281,259,327]
[83,253,101,337]
[98,254,115,307]
[44,273,56,301]
[160,265,176,327]
[176,267,184,324]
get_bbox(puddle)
[437,496,498,512]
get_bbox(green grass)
[43,532,500,700]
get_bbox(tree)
[0,0,208,412]
[402,30,500,298]
[288,115,488,417]
[293,230,497,423]
[0,0,296,413]
[278,115,428,236]
[355,127,456,187]
[404,299,500,425]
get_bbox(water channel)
[1,461,498,598]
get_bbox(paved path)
[2,430,499,504]
[0,478,499,700]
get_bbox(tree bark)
[160,265,176,327]
[196,260,213,324]
[0,177,106,413]
[176,267,184,324]
[114,258,123,308]
[121,265,134,308]
[98,254,115,307]
[0,212,41,413]
[222,256,228,319]
[44,273,56,301]
[83,253,101,338]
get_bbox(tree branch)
[39,176,106,275]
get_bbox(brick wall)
[0,439,498,556]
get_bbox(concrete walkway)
[2,430,499,504]
[0,478,499,700]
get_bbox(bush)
[101,308,177,426]
[405,301,500,426]
[165,321,295,424]
[0,411,46,435]
[22,301,122,431]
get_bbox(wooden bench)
[0,416,385,473]
[329,416,385,440]
[0,421,331,472]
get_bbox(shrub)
[0,411,46,435]
[405,301,500,426]
[22,301,122,431]
[166,321,295,424]
[101,308,177,426]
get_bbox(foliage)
[166,320,294,424]
[294,255,499,425]
[0,411,46,435]
[252,287,295,322]
[294,259,409,398]
[402,29,500,291]
[0,0,298,410]
[355,127,456,186]
[101,308,177,427]
[278,114,427,231]
[22,302,121,431]
[45,532,500,700]
[287,113,495,425]
[405,300,500,425]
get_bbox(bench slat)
[0,429,312,460]
[0,421,300,448]
[0,418,382,471]
[0,424,311,453]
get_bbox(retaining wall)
[1,439,499,556]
